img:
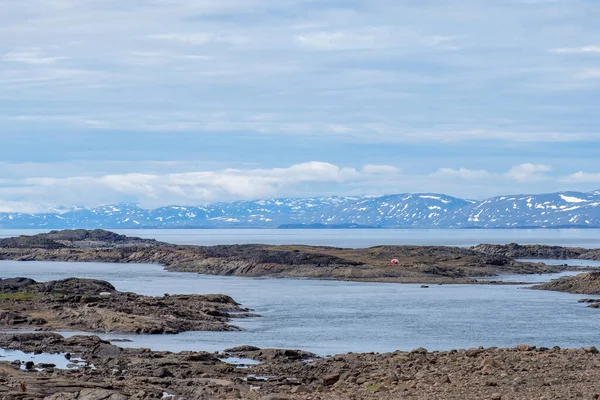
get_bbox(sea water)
[1,260,599,356]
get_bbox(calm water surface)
[2,229,600,248]
[1,260,599,355]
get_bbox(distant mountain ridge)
[2,190,600,229]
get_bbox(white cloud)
[579,69,600,79]
[362,165,402,174]
[430,167,491,180]
[506,164,553,182]
[0,162,374,210]
[295,29,390,51]
[551,46,600,54]
[1,50,68,64]
[563,171,600,183]
[2,161,599,213]
[430,164,554,184]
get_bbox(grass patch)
[0,291,38,301]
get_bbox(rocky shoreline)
[0,230,586,284]
[473,243,600,261]
[2,333,600,399]
[531,271,600,308]
[0,277,255,334]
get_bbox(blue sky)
[1,0,600,212]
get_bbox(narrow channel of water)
[1,260,599,355]
[3,228,600,248]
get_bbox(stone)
[411,347,428,355]
[44,393,78,400]
[76,389,127,400]
[290,385,312,394]
[516,344,532,352]
[491,394,502,400]
[152,367,174,378]
[481,365,496,375]
[481,358,500,369]
[322,373,341,386]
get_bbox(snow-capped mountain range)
[2,191,600,229]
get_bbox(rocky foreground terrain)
[0,230,580,284]
[1,333,600,400]
[0,277,255,334]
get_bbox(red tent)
[391,259,399,265]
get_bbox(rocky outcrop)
[0,230,579,284]
[0,229,166,249]
[532,272,600,295]
[473,243,600,260]
[0,277,255,334]
[223,346,316,363]
[3,333,600,400]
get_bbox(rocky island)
[531,271,600,308]
[473,243,600,261]
[0,277,255,334]
[0,229,582,284]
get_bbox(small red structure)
[391,259,399,265]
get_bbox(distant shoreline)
[0,229,594,285]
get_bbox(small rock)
[290,386,312,394]
[480,358,499,369]
[516,344,532,352]
[491,394,502,400]
[411,347,428,355]
[322,373,340,386]
[481,365,495,375]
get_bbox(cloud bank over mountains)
[1,162,600,213]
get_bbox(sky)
[1,0,600,212]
